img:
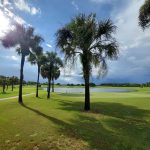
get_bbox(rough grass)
[0,87,150,150]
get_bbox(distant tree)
[2,77,6,93]
[41,52,63,98]
[56,13,119,111]
[28,36,46,97]
[6,77,10,90]
[9,76,19,91]
[9,76,13,91]
[41,64,51,98]
[139,0,150,29]
[51,66,61,92]
[90,82,96,87]
[56,83,61,86]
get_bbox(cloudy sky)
[0,0,149,84]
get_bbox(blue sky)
[0,0,150,84]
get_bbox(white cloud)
[14,0,40,15]
[2,0,11,6]
[31,7,40,15]
[101,0,150,83]
[11,55,19,61]
[0,4,26,25]
[71,1,79,11]
[46,43,52,48]
[113,0,146,49]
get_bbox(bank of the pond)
[44,87,134,93]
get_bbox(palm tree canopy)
[56,13,119,77]
[46,51,63,68]
[27,34,46,67]
[139,0,150,29]
[1,23,35,56]
[41,64,51,80]
[41,52,63,80]
[52,66,61,80]
[28,46,46,66]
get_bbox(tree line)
[0,75,19,92]
[100,83,150,87]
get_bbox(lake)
[45,87,133,93]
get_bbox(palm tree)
[41,64,51,98]
[2,77,6,93]
[41,52,63,98]
[28,36,46,97]
[51,66,61,92]
[6,77,9,90]
[139,0,150,29]
[9,76,19,91]
[56,13,119,111]
[1,23,35,103]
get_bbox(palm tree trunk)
[36,65,40,97]
[12,82,14,91]
[18,54,25,103]
[84,75,90,111]
[47,78,51,99]
[3,81,5,93]
[52,78,54,92]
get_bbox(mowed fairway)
[0,87,150,150]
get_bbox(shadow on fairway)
[20,101,150,150]
[58,100,150,121]
[20,103,66,126]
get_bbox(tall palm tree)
[56,13,119,111]
[41,52,63,98]
[51,66,61,92]
[1,23,36,103]
[28,36,46,97]
[139,0,150,29]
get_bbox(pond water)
[45,88,132,93]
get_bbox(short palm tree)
[2,77,6,93]
[139,0,150,29]
[41,64,51,98]
[28,36,46,97]
[9,76,19,91]
[2,23,36,103]
[41,52,63,98]
[51,66,61,92]
[56,13,119,111]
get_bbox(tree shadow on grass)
[36,97,44,100]
[57,100,150,149]
[0,91,8,94]
[20,102,150,150]
[20,103,66,126]
[57,100,150,121]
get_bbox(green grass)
[0,85,44,98]
[0,87,150,150]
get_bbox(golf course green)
[0,86,150,150]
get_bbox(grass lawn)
[0,85,44,98]
[0,87,150,150]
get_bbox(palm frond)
[139,0,150,29]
